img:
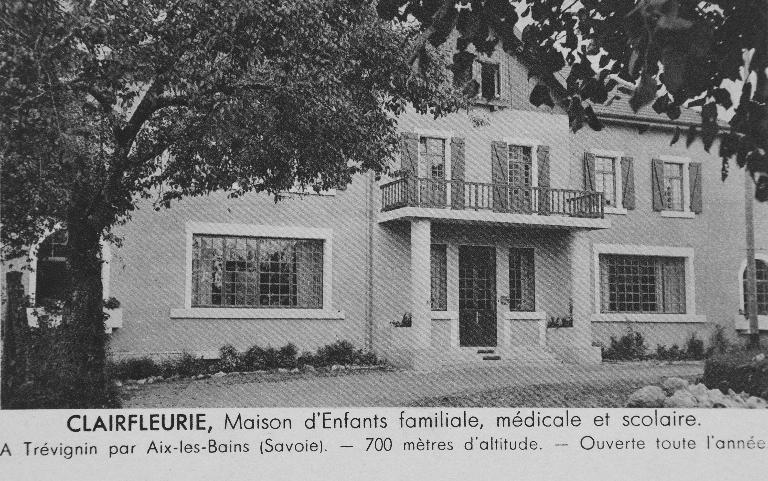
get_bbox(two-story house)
[13,41,768,369]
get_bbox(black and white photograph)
[1,0,768,477]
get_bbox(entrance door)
[459,245,497,346]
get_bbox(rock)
[662,377,689,396]
[290,368,300,373]
[754,353,766,362]
[277,368,289,373]
[746,396,768,409]
[137,378,147,385]
[626,386,666,408]
[664,390,697,408]
[113,380,123,387]
[146,377,156,384]
[687,383,709,398]
[331,364,343,372]
[212,371,226,378]
[302,365,316,373]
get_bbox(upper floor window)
[595,156,618,207]
[743,259,768,316]
[191,235,323,309]
[663,162,685,211]
[478,61,501,101]
[420,137,446,180]
[652,156,701,217]
[508,145,533,187]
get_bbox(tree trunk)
[64,209,113,407]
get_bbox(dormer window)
[479,61,501,100]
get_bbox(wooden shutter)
[651,158,666,211]
[450,137,465,210]
[583,152,596,191]
[689,162,703,213]
[537,145,551,215]
[491,141,509,211]
[621,156,636,210]
[400,132,419,205]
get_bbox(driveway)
[121,361,704,408]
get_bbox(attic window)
[480,62,500,100]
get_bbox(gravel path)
[121,361,704,408]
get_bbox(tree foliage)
[1,0,462,258]
[377,0,768,199]
[0,0,462,407]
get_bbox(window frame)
[590,149,626,215]
[477,60,501,100]
[505,138,540,188]
[738,254,768,326]
[509,247,536,312]
[173,222,340,319]
[659,155,695,219]
[591,243,705,323]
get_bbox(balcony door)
[508,144,533,213]
[419,136,447,207]
[459,245,497,347]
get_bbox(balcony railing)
[381,177,604,218]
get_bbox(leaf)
[584,105,604,131]
[529,84,554,108]
[718,133,738,159]
[701,102,718,152]
[686,125,697,147]
[629,73,657,112]
[670,126,681,145]
[713,88,733,110]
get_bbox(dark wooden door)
[459,245,497,346]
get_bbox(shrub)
[109,357,160,380]
[278,343,298,369]
[103,297,121,310]
[315,340,358,366]
[217,344,243,372]
[706,325,731,357]
[602,329,647,360]
[685,333,705,360]
[703,350,768,398]
[173,352,208,378]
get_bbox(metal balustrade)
[381,176,605,218]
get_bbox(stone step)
[477,349,495,354]
[482,355,502,361]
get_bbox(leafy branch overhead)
[378,0,768,200]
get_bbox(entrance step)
[482,355,501,361]
[477,349,495,354]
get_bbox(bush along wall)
[703,351,768,399]
[601,329,708,362]
[109,340,382,383]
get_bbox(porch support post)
[567,231,600,363]
[411,219,433,370]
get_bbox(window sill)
[604,206,628,215]
[660,210,696,219]
[170,308,345,320]
[734,315,768,331]
[591,313,707,324]
[505,311,547,320]
[471,97,509,109]
[431,310,458,320]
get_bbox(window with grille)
[431,244,447,311]
[599,254,686,314]
[663,162,684,211]
[419,137,445,180]
[508,145,532,186]
[744,259,768,315]
[192,235,323,309]
[595,156,617,207]
[509,248,535,311]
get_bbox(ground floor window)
[35,230,69,306]
[743,259,768,315]
[599,254,686,314]
[431,244,447,311]
[192,235,323,308]
[509,248,535,311]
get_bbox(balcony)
[379,177,609,229]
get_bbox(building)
[13,42,768,369]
